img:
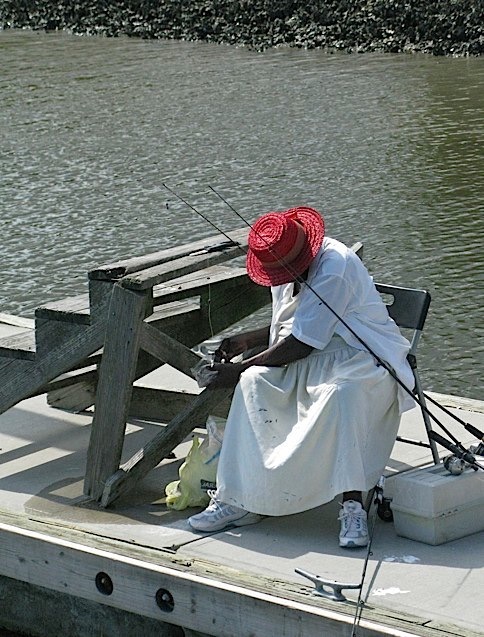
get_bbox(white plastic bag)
[165,416,225,510]
[191,357,219,388]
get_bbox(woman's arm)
[214,326,270,362]
[209,335,313,388]
[241,334,313,367]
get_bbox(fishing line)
[207,185,479,451]
[423,391,484,440]
[164,183,481,456]
[351,503,379,637]
[162,184,483,635]
[207,281,214,338]
[162,183,237,245]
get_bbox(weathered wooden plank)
[35,294,91,325]
[199,276,270,336]
[46,372,98,412]
[152,265,248,305]
[0,313,34,329]
[35,319,90,359]
[128,386,231,422]
[426,391,484,414]
[0,319,107,415]
[101,387,233,506]
[28,353,103,400]
[33,265,249,327]
[45,300,203,412]
[1,519,457,637]
[88,279,121,324]
[120,245,246,291]
[84,284,150,500]
[0,330,36,360]
[45,302,204,413]
[50,273,266,415]
[18,254,264,416]
[29,263,250,330]
[89,227,249,281]
[0,574,182,637]
[351,241,364,259]
[144,300,203,345]
[139,322,201,378]
[36,371,94,399]
[44,364,98,391]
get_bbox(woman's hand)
[213,326,270,363]
[207,362,244,388]
[214,335,249,363]
[208,334,313,389]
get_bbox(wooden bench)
[0,226,273,506]
[0,235,369,507]
[84,228,272,505]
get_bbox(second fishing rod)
[163,183,484,466]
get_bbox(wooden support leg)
[84,284,149,501]
[45,303,205,414]
[101,386,233,507]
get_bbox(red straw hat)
[246,206,325,287]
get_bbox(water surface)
[1,30,483,399]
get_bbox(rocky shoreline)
[0,0,482,56]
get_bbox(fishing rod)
[207,185,484,453]
[162,183,239,246]
[163,184,483,636]
[423,390,484,441]
[429,430,483,472]
[164,183,483,458]
[200,186,484,635]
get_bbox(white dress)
[216,238,414,516]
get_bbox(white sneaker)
[338,500,369,548]
[188,491,263,533]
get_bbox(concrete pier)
[1,315,483,637]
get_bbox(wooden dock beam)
[84,284,150,500]
[0,227,271,506]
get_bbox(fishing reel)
[469,442,484,457]
[443,454,466,475]
[429,431,484,476]
[445,442,484,474]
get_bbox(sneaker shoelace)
[205,489,222,512]
[339,508,367,536]
[205,490,236,515]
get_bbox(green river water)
[1,29,483,399]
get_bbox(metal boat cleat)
[295,568,361,602]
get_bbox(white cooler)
[391,463,484,545]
